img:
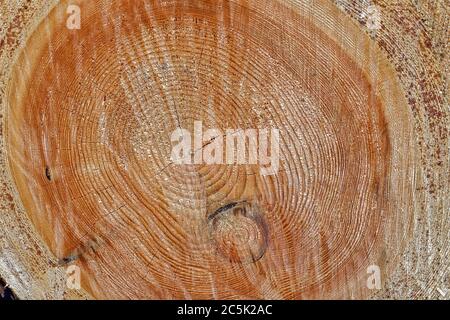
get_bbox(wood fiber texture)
[0,0,448,299]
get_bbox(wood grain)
[0,0,448,299]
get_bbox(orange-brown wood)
[0,0,448,300]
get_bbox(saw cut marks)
[5,0,415,299]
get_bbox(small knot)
[208,200,268,264]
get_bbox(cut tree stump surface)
[0,0,448,299]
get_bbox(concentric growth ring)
[6,0,414,299]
